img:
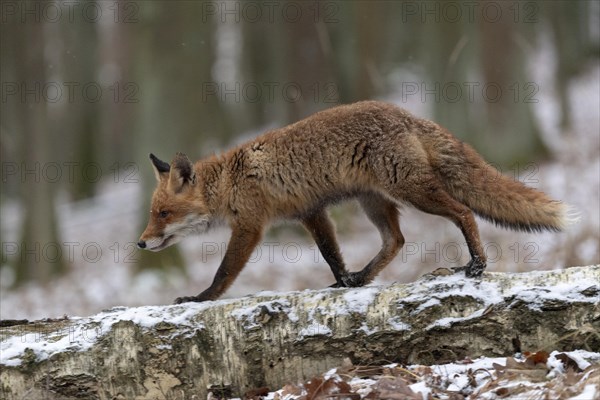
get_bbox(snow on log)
[1,265,599,399]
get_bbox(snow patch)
[298,322,332,339]
[412,297,441,314]
[387,316,411,331]
[231,299,298,329]
[570,384,598,400]
[426,307,488,330]
[0,303,207,367]
[356,323,378,335]
[341,286,379,314]
[409,380,431,400]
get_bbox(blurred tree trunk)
[284,4,332,122]
[241,15,286,128]
[417,12,477,154]
[96,2,136,166]
[60,8,100,201]
[477,1,548,165]
[355,2,388,100]
[178,3,231,150]
[12,2,66,284]
[544,1,594,132]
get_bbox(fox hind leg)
[341,193,405,287]
[398,180,486,277]
[306,194,404,288]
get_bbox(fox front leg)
[301,209,350,287]
[174,226,263,304]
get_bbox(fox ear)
[168,152,196,192]
[149,153,170,182]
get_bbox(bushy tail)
[430,136,577,233]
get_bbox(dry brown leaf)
[494,357,549,382]
[352,365,386,378]
[429,267,454,276]
[504,357,526,370]
[503,383,537,397]
[388,366,421,383]
[244,386,270,399]
[465,368,478,388]
[411,365,433,376]
[562,368,582,387]
[364,389,381,399]
[512,368,548,382]
[305,377,359,400]
[339,382,361,399]
[555,352,583,373]
[525,350,549,366]
[304,377,324,398]
[281,383,302,396]
[376,376,421,399]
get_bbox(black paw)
[461,257,486,278]
[341,272,367,287]
[329,272,366,288]
[174,295,203,304]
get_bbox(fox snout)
[138,220,161,250]
[137,231,176,252]
[137,239,155,249]
[137,238,166,251]
[138,216,210,251]
[138,223,176,251]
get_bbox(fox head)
[138,153,211,251]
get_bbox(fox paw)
[453,257,486,278]
[344,272,367,287]
[174,295,205,304]
[329,272,367,288]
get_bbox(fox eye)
[158,210,169,218]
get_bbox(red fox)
[138,101,574,304]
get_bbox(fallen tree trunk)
[1,265,599,399]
